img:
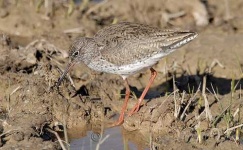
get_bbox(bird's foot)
[128,103,140,116]
[111,119,124,127]
[110,115,124,127]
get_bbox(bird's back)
[93,22,197,66]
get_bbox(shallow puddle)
[69,126,149,150]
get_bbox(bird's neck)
[82,39,100,65]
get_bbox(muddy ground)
[1,0,243,149]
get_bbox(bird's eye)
[73,51,79,57]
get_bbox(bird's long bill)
[56,61,76,86]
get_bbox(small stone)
[12,132,24,141]
[0,9,9,18]
[80,72,89,81]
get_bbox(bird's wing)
[94,22,197,66]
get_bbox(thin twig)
[209,59,225,73]
[10,86,21,96]
[95,104,108,150]
[202,76,212,121]
[149,106,156,149]
[97,135,110,145]
[212,104,231,127]
[47,128,67,150]
[173,74,178,118]
[180,84,201,120]
[233,108,239,118]
[0,129,19,137]
[95,134,110,150]
[210,128,221,141]
[63,118,69,150]
[224,124,243,134]
[63,27,84,34]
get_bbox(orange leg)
[128,68,157,116]
[112,78,131,126]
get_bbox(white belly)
[88,51,172,79]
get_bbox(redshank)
[57,22,198,126]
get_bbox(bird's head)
[69,37,95,63]
[56,37,95,86]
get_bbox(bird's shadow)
[120,73,243,100]
[73,73,243,102]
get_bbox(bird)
[56,22,198,126]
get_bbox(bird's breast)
[86,51,169,77]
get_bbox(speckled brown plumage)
[57,22,198,126]
[94,22,196,66]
